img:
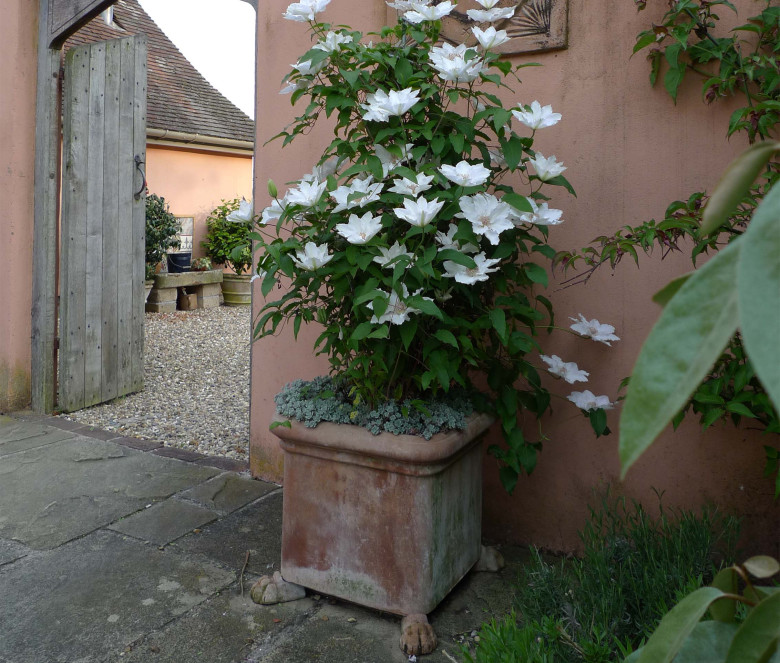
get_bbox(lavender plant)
[252,0,617,493]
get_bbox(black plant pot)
[167,252,192,273]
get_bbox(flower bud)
[268,179,278,198]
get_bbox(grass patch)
[463,491,739,662]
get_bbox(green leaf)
[523,263,548,287]
[399,317,418,351]
[394,58,413,86]
[350,321,373,341]
[737,180,780,414]
[653,273,693,306]
[437,249,477,269]
[710,568,738,622]
[269,420,292,430]
[672,621,739,663]
[407,296,443,319]
[724,591,780,663]
[701,142,780,234]
[434,329,458,348]
[619,239,741,478]
[637,587,725,663]
[725,402,756,418]
[501,136,525,171]
[502,192,532,213]
[489,308,507,341]
[664,43,686,102]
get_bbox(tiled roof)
[64,0,255,144]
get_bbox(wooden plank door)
[59,35,147,412]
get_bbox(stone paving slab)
[181,473,277,514]
[0,415,76,457]
[0,436,219,549]
[109,498,219,545]
[110,581,317,663]
[0,538,29,566]
[171,491,283,575]
[0,529,234,663]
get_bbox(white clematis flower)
[386,0,418,10]
[361,88,420,121]
[428,43,484,83]
[512,101,562,130]
[313,31,353,53]
[260,197,289,225]
[512,199,564,226]
[528,153,567,181]
[302,156,341,183]
[279,79,307,95]
[442,252,500,284]
[283,0,331,21]
[291,57,326,77]
[457,193,515,245]
[435,224,479,254]
[335,212,383,245]
[474,0,502,7]
[472,26,510,50]
[373,241,413,268]
[286,179,327,207]
[466,5,516,22]
[330,177,383,213]
[403,0,454,23]
[569,314,620,346]
[366,284,428,325]
[393,196,445,227]
[567,390,614,411]
[227,199,253,223]
[540,355,589,384]
[439,160,492,187]
[375,143,414,176]
[388,173,434,196]
[292,242,333,271]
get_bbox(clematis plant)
[252,0,613,493]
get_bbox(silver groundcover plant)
[250,0,617,492]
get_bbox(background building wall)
[145,145,253,265]
[250,0,777,552]
[0,0,38,411]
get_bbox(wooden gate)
[58,35,147,412]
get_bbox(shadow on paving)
[0,414,528,663]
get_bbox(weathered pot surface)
[272,412,493,616]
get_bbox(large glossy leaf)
[737,182,780,414]
[637,587,725,663]
[700,141,780,234]
[620,240,741,477]
[710,567,738,622]
[674,621,739,663]
[725,591,780,663]
[743,556,780,579]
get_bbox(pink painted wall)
[0,0,38,411]
[145,145,253,265]
[250,0,778,553]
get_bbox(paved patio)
[0,413,524,663]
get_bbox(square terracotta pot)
[272,412,493,616]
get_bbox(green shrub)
[463,493,739,663]
[145,193,180,280]
[202,198,252,275]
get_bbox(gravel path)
[60,306,251,460]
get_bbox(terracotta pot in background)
[222,273,252,306]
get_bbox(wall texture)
[250,0,778,553]
[145,145,253,264]
[0,0,38,411]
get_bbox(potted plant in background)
[249,0,615,655]
[190,256,212,272]
[202,197,254,305]
[145,193,180,297]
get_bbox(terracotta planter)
[271,412,493,616]
[221,273,251,306]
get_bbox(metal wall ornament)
[439,0,569,56]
